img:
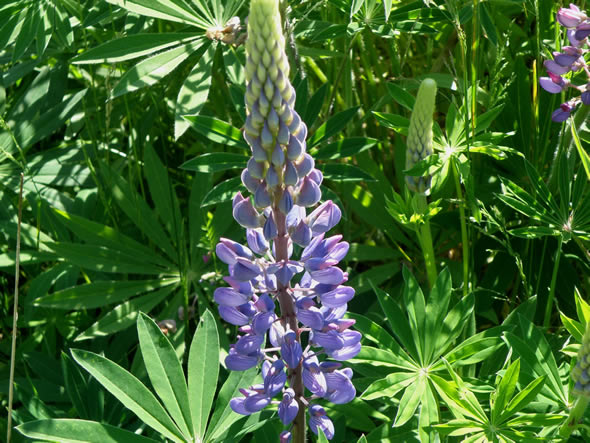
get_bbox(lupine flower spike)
[560,323,590,437]
[214,0,360,440]
[540,4,590,121]
[405,78,437,195]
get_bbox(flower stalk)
[212,0,360,440]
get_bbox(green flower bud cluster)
[405,78,437,195]
[241,0,315,210]
[573,324,590,396]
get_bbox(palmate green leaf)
[373,283,420,361]
[523,160,561,216]
[402,267,426,365]
[361,372,415,400]
[575,287,590,325]
[184,115,248,148]
[17,419,159,443]
[101,163,177,261]
[351,345,413,368]
[144,143,183,243]
[498,375,546,424]
[505,413,565,427]
[423,268,452,362]
[347,312,414,367]
[112,38,206,98]
[559,311,584,342]
[303,82,329,128]
[76,286,176,341]
[503,329,566,407]
[308,107,360,147]
[72,33,202,64]
[106,0,210,28]
[509,226,559,239]
[431,294,474,361]
[137,313,193,440]
[419,380,439,443]
[181,153,249,173]
[394,375,426,427]
[47,242,171,275]
[71,349,184,443]
[175,41,215,139]
[440,326,505,367]
[34,278,178,309]
[188,310,220,439]
[201,176,243,207]
[491,359,520,424]
[430,374,486,423]
[206,367,258,441]
[52,209,175,270]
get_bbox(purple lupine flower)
[541,3,590,121]
[213,0,359,440]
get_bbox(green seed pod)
[405,78,437,195]
[573,324,590,397]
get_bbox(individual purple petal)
[235,333,265,354]
[230,397,251,415]
[246,228,269,255]
[568,29,583,46]
[233,198,264,229]
[216,243,238,265]
[254,183,272,208]
[266,164,279,187]
[286,204,305,229]
[582,90,590,105]
[297,305,325,330]
[241,168,260,193]
[218,305,251,325]
[575,22,590,40]
[225,348,261,371]
[302,360,327,396]
[269,321,286,347]
[539,76,564,94]
[544,59,571,75]
[219,238,254,260]
[312,330,345,350]
[320,286,355,308]
[311,267,345,285]
[247,157,265,179]
[308,201,342,236]
[552,102,573,122]
[326,241,349,262]
[279,188,294,214]
[324,370,356,404]
[308,405,334,440]
[553,51,578,67]
[291,220,312,246]
[214,287,250,307]
[252,311,276,335]
[297,176,321,207]
[263,359,286,396]
[281,331,303,368]
[308,168,323,186]
[557,5,586,28]
[254,293,275,312]
[263,213,278,240]
[272,143,285,166]
[278,389,299,425]
[230,258,262,281]
[287,134,303,159]
[295,153,314,177]
[244,393,271,412]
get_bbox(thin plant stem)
[544,235,563,328]
[415,195,437,288]
[274,208,306,443]
[560,396,590,438]
[451,159,469,296]
[7,173,24,443]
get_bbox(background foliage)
[1,0,590,441]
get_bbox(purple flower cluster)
[540,4,590,121]
[212,0,360,440]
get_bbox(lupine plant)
[212,0,359,441]
[4,0,590,442]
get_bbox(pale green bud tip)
[573,324,590,397]
[405,78,437,194]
